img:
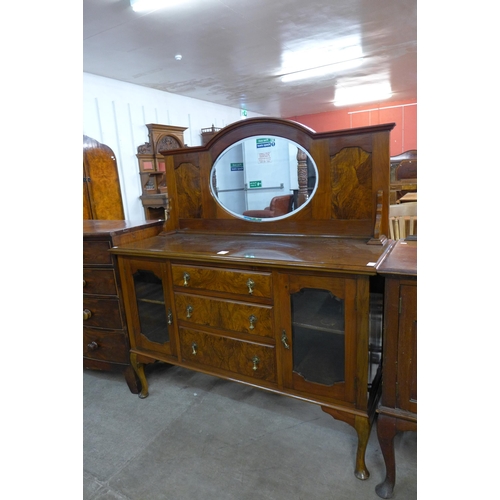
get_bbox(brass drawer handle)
[252,356,260,371]
[191,342,198,355]
[87,341,98,351]
[249,314,257,330]
[186,305,193,319]
[167,309,173,325]
[83,309,92,321]
[281,330,290,349]
[183,272,190,287]
[247,278,255,294]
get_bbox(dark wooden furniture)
[389,150,417,204]
[137,124,187,220]
[375,239,417,498]
[83,220,164,393]
[201,124,222,145]
[111,117,396,479]
[83,135,125,220]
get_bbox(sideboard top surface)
[111,231,392,274]
[376,239,417,276]
[83,219,163,236]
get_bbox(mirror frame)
[158,117,395,242]
[209,135,318,222]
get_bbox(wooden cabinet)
[83,135,125,220]
[375,240,417,498]
[83,220,164,392]
[112,117,396,480]
[136,124,187,220]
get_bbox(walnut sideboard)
[110,117,397,479]
[83,219,163,393]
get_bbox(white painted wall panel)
[83,73,263,220]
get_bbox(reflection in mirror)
[210,136,317,221]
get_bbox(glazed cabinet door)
[277,274,363,403]
[118,257,176,358]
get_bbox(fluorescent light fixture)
[333,82,393,106]
[130,0,187,12]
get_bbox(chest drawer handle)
[249,314,257,330]
[183,272,190,286]
[167,309,173,325]
[83,279,86,288]
[83,309,92,321]
[247,278,255,294]
[281,330,290,349]
[87,341,98,351]
[191,342,198,355]
[186,305,193,319]
[252,356,260,371]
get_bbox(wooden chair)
[389,202,417,240]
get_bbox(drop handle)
[87,341,98,351]
[186,305,193,319]
[252,356,260,371]
[249,314,257,330]
[247,278,255,294]
[183,272,190,287]
[281,330,290,349]
[83,309,92,321]
[191,342,198,355]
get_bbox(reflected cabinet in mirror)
[210,136,317,221]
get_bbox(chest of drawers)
[83,220,163,392]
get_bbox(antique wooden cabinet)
[83,135,125,220]
[136,124,187,220]
[111,117,395,479]
[83,220,163,392]
[375,239,417,498]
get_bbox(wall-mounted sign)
[249,180,262,189]
[256,138,275,148]
[230,163,244,171]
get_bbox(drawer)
[83,240,112,266]
[171,264,272,298]
[175,293,273,338]
[83,297,123,330]
[83,327,129,363]
[179,327,276,383]
[83,268,117,296]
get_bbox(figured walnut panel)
[83,136,125,220]
[175,293,274,338]
[171,264,272,298]
[175,162,202,219]
[330,147,372,220]
[179,327,276,382]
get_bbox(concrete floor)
[83,364,417,500]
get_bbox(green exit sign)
[249,180,262,189]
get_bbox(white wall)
[83,73,263,220]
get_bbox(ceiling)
[83,0,417,117]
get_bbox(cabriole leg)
[321,406,372,480]
[375,414,397,498]
[130,352,149,399]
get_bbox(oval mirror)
[210,135,318,222]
